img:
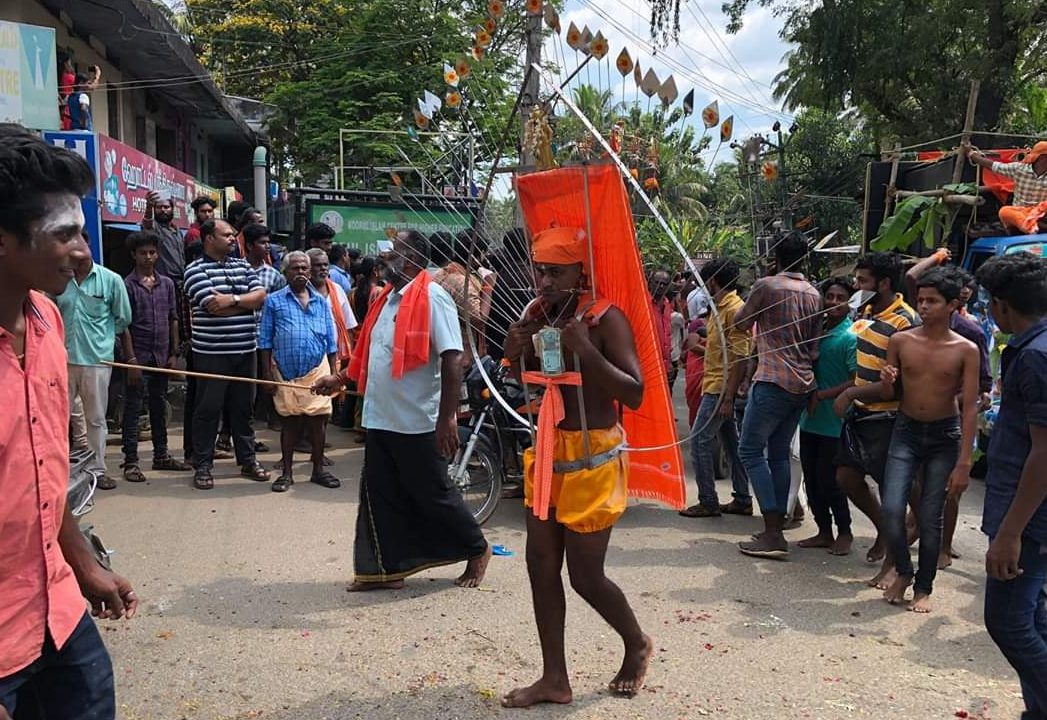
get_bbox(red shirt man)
[648,269,673,372]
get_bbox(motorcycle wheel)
[454,427,503,525]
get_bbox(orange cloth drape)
[516,164,686,511]
[348,271,432,394]
[1000,202,1047,234]
[326,279,353,364]
[521,370,583,521]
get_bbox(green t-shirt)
[800,317,857,437]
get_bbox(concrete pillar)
[252,146,267,216]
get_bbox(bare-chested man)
[845,267,979,612]
[500,227,651,708]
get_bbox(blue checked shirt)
[258,285,337,381]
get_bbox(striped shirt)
[992,161,1047,206]
[851,293,918,412]
[184,256,262,354]
[736,272,822,395]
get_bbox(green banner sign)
[308,202,473,255]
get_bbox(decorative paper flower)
[544,4,560,33]
[455,58,471,80]
[589,32,609,60]
[566,22,581,50]
[475,29,492,47]
[471,44,486,61]
[391,173,402,186]
[762,161,779,182]
[446,90,462,109]
[702,101,719,129]
[488,0,505,19]
[643,177,660,192]
[720,115,734,142]
[616,48,633,76]
[525,0,542,15]
[413,109,429,129]
[443,63,460,87]
[484,18,497,34]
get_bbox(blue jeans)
[984,537,1047,719]
[882,413,960,596]
[738,382,807,516]
[0,612,115,719]
[689,393,750,508]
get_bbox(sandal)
[97,474,117,490]
[193,471,214,490]
[679,503,721,518]
[310,471,341,489]
[272,475,294,493]
[215,436,233,453]
[240,462,271,482]
[123,464,147,483]
[152,456,193,472]
[254,440,270,453]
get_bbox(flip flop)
[310,471,341,489]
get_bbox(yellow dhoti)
[523,426,628,533]
[1000,201,1047,234]
[274,358,333,417]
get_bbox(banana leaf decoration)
[658,75,678,107]
[640,68,660,98]
[443,63,460,88]
[682,89,694,116]
[702,100,719,129]
[720,114,734,142]
[566,21,582,50]
[615,48,634,77]
[544,4,560,33]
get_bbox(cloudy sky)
[544,0,794,163]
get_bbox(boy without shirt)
[850,267,980,612]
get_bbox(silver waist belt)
[552,444,623,474]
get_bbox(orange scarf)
[325,278,353,364]
[348,271,432,394]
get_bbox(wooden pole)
[883,142,902,219]
[103,361,315,391]
[953,80,980,184]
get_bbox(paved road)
[90,417,1022,720]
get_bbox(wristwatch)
[233,294,241,306]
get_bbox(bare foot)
[866,536,886,563]
[883,574,912,605]
[609,634,653,697]
[951,549,960,559]
[456,543,493,588]
[908,592,933,613]
[797,532,833,549]
[348,579,405,592]
[867,561,897,590]
[829,533,853,556]
[937,551,954,570]
[502,677,572,708]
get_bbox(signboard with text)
[43,130,103,262]
[0,21,59,130]
[99,135,195,229]
[306,201,474,256]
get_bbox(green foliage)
[719,0,1047,143]
[183,0,529,183]
[870,184,976,252]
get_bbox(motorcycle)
[68,449,112,570]
[451,357,534,525]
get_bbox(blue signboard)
[42,131,102,262]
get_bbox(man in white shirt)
[313,230,490,591]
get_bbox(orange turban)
[532,227,589,272]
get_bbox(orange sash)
[326,278,353,364]
[347,271,432,394]
[521,370,582,521]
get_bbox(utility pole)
[520,12,542,166]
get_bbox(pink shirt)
[0,292,85,676]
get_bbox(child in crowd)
[121,232,193,481]
[976,253,1047,713]
[797,277,857,556]
[857,267,980,612]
